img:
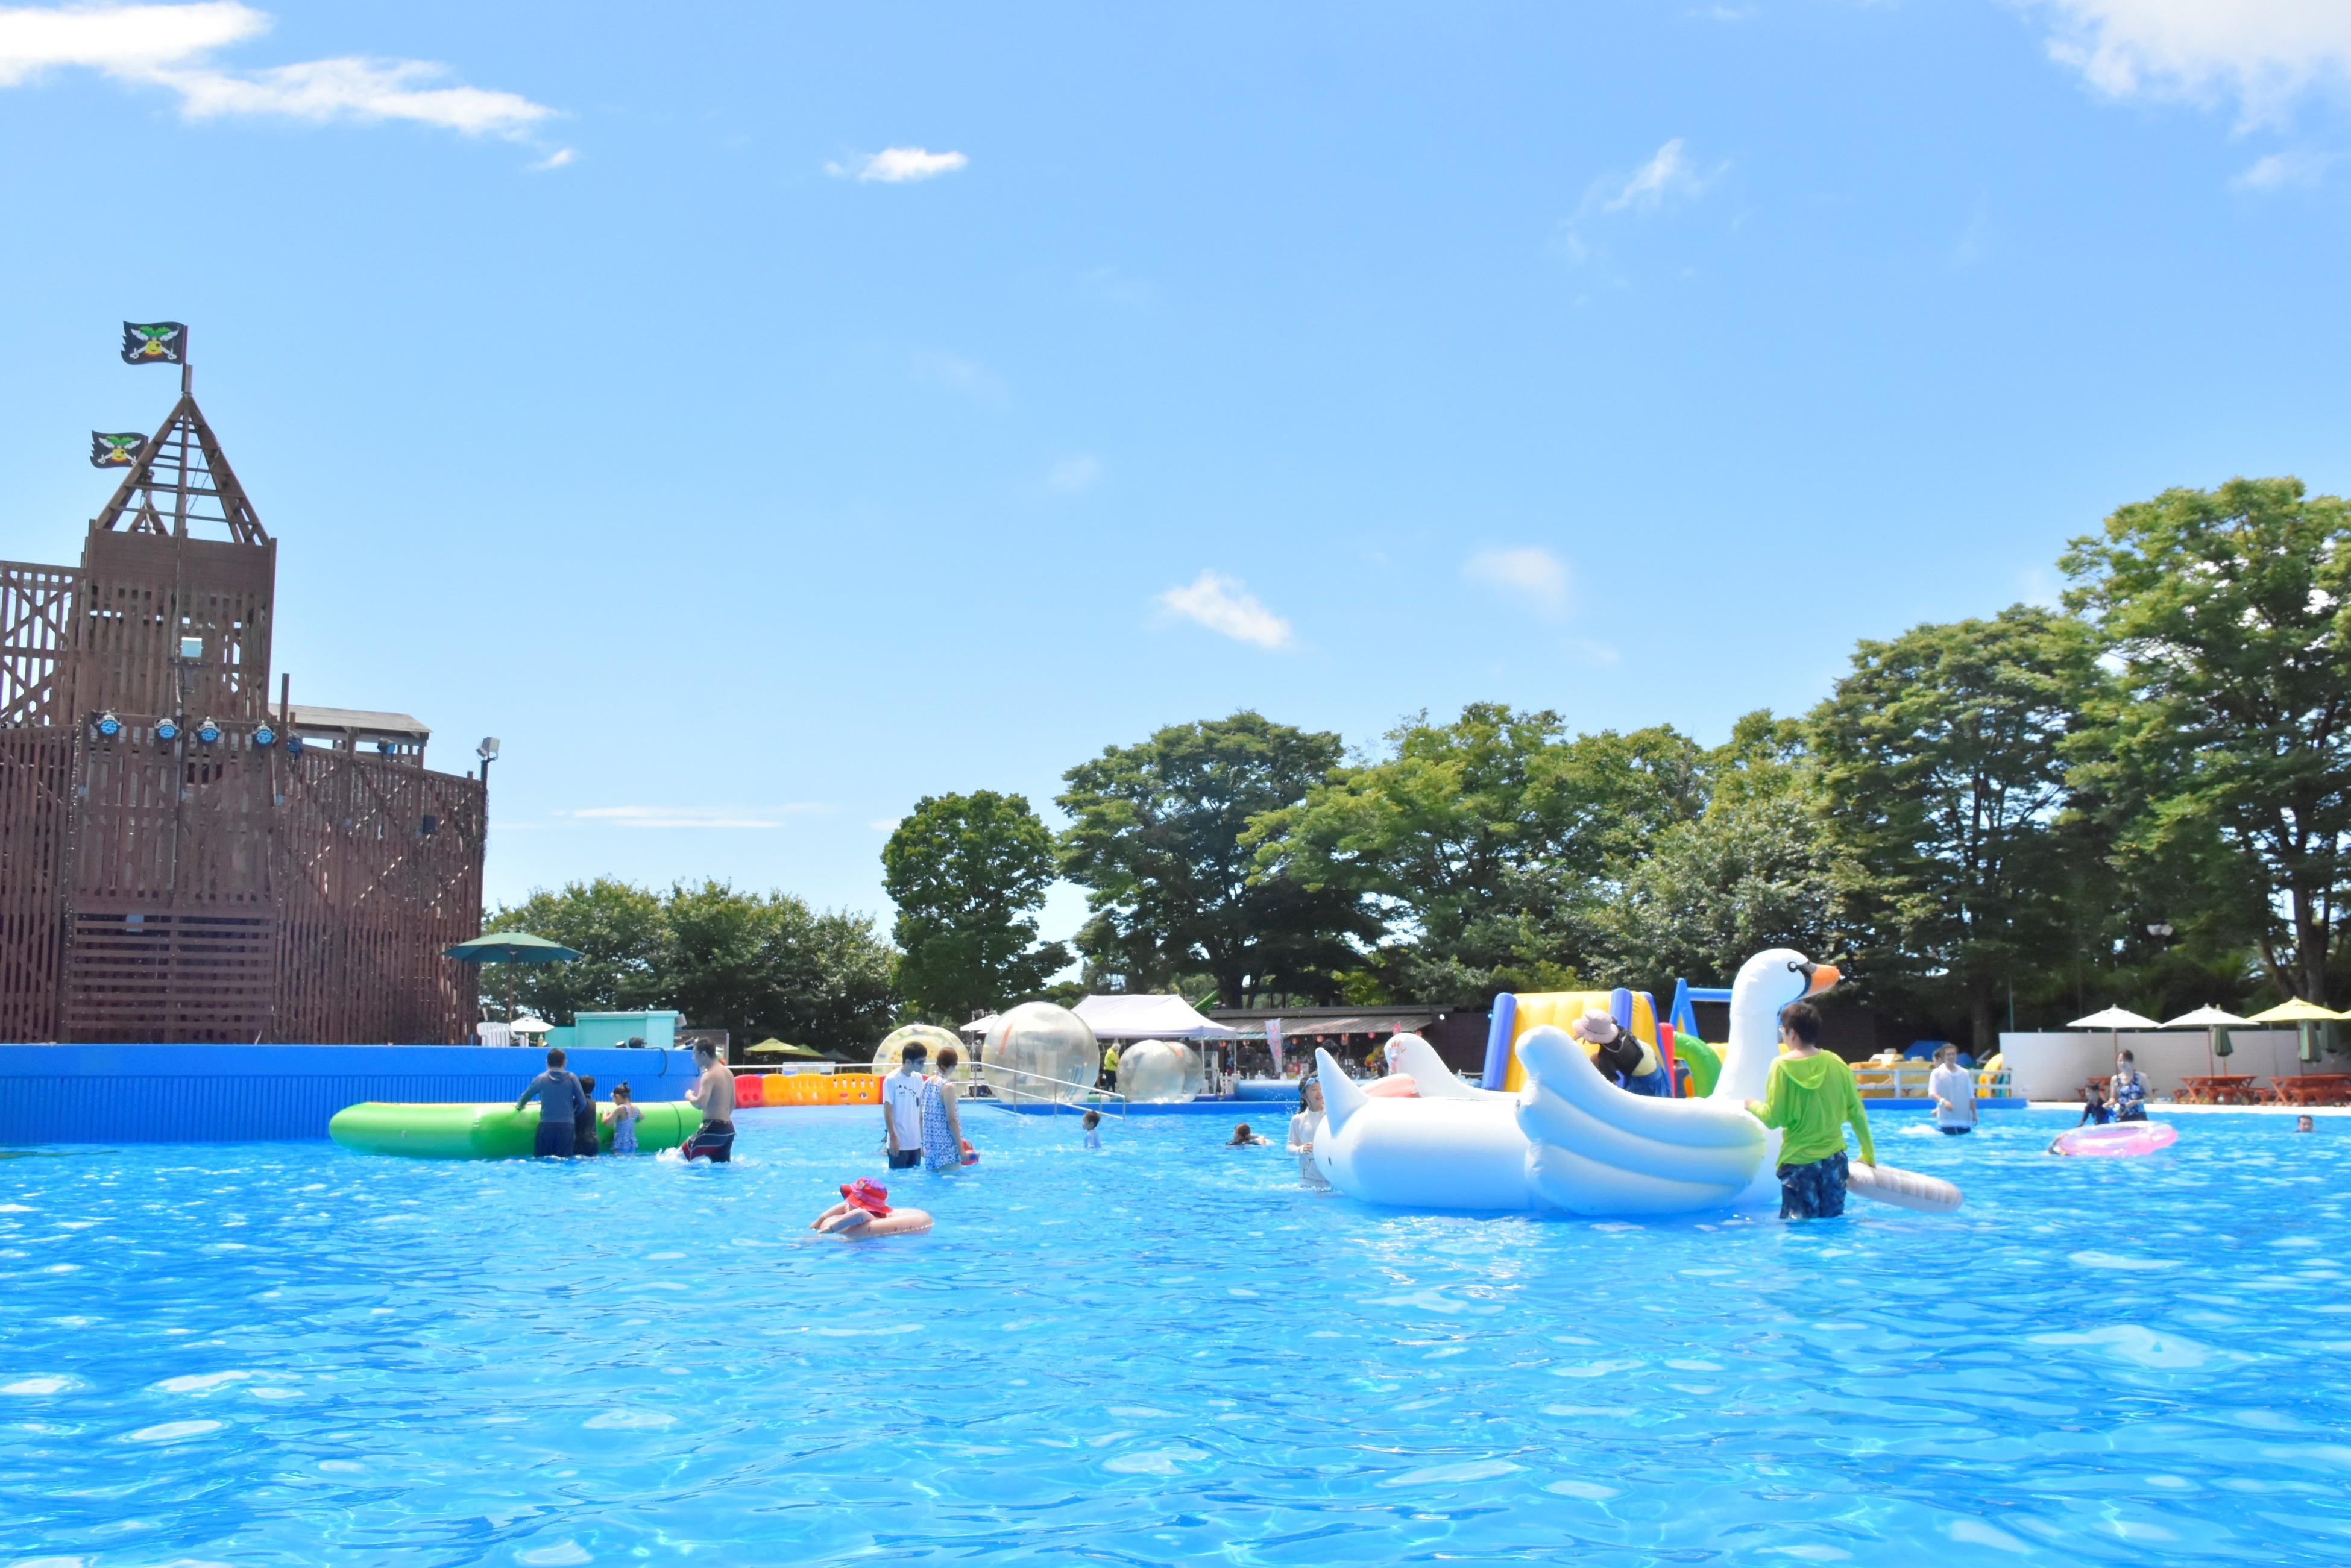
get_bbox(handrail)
[973,1061,1128,1118]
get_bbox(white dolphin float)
[1311,948,1960,1217]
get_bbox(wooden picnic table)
[2177,1074,2261,1106]
[2273,1074,2351,1107]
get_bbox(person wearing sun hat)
[809,1178,934,1238]
[1571,1007,1668,1095]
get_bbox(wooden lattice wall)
[0,391,485,1044]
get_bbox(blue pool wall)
[0,1044,703,1145]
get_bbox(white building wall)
[1997,1029,2306,1100]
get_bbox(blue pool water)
[1,1107,2346,1565]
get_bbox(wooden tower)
[0,392,486,1042]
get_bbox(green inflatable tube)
[329,1100,703,1159]
[1677,1037,1723,1098]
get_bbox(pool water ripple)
[0,1108,2344,1563]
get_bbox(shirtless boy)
[682,1040,737,1162]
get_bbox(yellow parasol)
[2247,998,2350,1067]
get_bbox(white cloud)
[1046,455,1101,493]
[828,145,967,183]
[2021,0,2351,123]
[530,146,574,171]
[2233,147,2333,187]
[1603,138,1702,213]
[1462,546,1570,619]
[1157,571,1293,650]
[564,805,825,830]
[0,2,555,135]
[868,817,902,833]
[912,350,1009,407]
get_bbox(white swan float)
[1311,948,1961,1217]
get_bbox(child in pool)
[1745,1000,1874,1220]
[1082,1109,1102,1150]
[605,1082,643,1154]
[2078,1085,2113,1126]
[1227,1123,1268,1146]
[574,1075,600,1157]
[811,1178,932,1238]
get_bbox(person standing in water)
[573,1074,602,1157]
[1288,1077,1328,1187]
[883,1042,927,1170]
[1746,1001,1875,1219]
[919,1045,969,1173]
[514,1047,585,1158]
[1928,1045,1977,1136]
[605,1082,643,1154]
[2111,1050,2150,1121]
[681,1041,737,1162]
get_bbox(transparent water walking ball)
[981,1002,1099,1104]
[1116,1039,1200,1104]
[873,1024,965,1080]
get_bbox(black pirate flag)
[90,432,146,468]
[121,321,187,365]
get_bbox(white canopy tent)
[1072,993,1238,1041]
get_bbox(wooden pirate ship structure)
[0,392,486,1042]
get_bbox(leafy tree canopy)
[2063,477,2351,1004]
[883,790,1071,1024]
[485,879,898,1053]
[1809,604,2101,1048]
[1059,711,1377,1007]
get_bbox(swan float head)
[1712,946,1841,1105]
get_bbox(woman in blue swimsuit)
[920,1046,969,1173]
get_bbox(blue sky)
[1,1,2347,949]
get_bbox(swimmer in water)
[810,1178,933,1238]
[1227,1122,1268,1146]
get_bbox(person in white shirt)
[883,1043,928,1170]
[1288,1077,1328,1186]
[1928,1044,1978,1136]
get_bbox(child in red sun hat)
[810,1178,934,1237]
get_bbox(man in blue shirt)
[515,1047,585,1157]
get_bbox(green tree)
[1058,711,1377,1007]
[1249,703,1705,1004]
[883,791,1071,1023]
[484,877,666,1022]
[1573,712,1839,990]
[483,878,899,1052]
[2063,479,2351,1006]
[1809,605,2102,1050]
[662,880,899,1053]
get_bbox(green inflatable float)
[329,1100,702,1159]
[1676,1036,1723,1098]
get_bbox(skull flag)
[90,432,146,468]
[121,321,187,365]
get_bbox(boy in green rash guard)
[1745,1000,1874,1219]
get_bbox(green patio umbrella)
[747,1039,823,1057]
[445,931,584,1023]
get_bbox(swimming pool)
[1,1107,2344,1564]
